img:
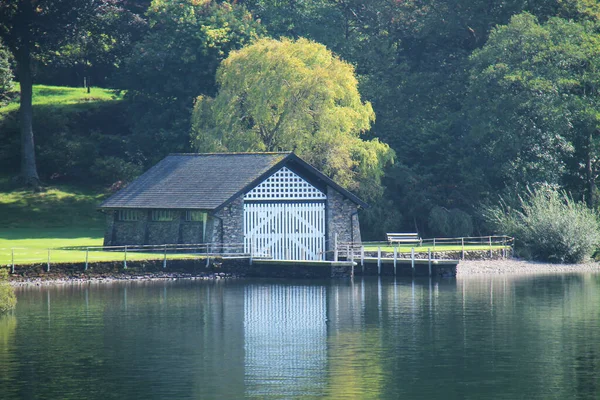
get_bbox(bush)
[484,186,600,263]
[0,269,16,314]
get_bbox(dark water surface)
[1,274,600,399]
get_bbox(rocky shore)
[10,272,237,287]
[458,259,600,275]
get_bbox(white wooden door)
[244,202,326,260]
[244,166,327,260]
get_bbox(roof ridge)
[168,152,292,156]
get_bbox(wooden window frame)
[117,209,141,222]
[151,209,176,222]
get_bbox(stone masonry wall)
[105,210,206,246]
[326,187,361,257]
[180,222,204,244]
[104,211,115,245]
[213,196,244,253]
[146,219,180,245]
[110,210,148,245]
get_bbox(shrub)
[0,269,16,314]
[484,186,600,263]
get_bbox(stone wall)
[110,210,148,245]
[180,222,204,244]
[105,210,207,246]
[146,220,179,245]
[213,196,244,253]
[6,258,354,281]
[368,248,513,261]
[326,187,361,257]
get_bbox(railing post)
[393,246,397,276]
[377,246,381,275]
[411,248,415,271]
[346,244,350,261]
[361,246,364,269]
[85,247,89,271]
[47,248,50,272]
[489,236,493,258]
[163,244,167,269]
[124,246,128,269]
[461,237,465,260]
[11,248,14,274]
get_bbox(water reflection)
[2,274,600,399]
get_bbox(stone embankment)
[6,258,246,286]
[459,259,600,275]
[374,249,510,261]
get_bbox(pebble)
[459,259,600,275]
[10,272,238,287]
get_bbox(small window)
[185,211,206,222]
[151,210,176,221]
[117,209,141,222]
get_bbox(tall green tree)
[469,13,600,206]
[120,0,264,164]
[0,0,125,188]
[191,37,394,200]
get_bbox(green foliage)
[192,37,394,201]
[0,269,16,314]
[0,40,13,104]
[484,186,600,263]
[428,206,474,238]
[120,0,264,163]
[468,14,600,205]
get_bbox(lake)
[1,274,600,399]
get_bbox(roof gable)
[100,152,367,210]
[244,166,327,201]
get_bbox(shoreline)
[458,259,600,275]
[9,272,237,287]
[8,258,600,286]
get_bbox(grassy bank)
[0,181,203,265]
[0,84,132,183]
[0,84,122,115]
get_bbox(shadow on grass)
[0,227,103,241]
[0,182,107,232]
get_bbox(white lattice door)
[244,167,326,261]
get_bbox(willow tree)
[191,37,394,200]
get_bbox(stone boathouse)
[99,152,366,261]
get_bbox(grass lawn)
[0,227,203,266]
[0,84,122,115]
[0,184,203,266]
[0,178,186,265]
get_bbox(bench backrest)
[386,233,421,243]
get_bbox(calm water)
[1,274,600,399]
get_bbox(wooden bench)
[386,233,422,246]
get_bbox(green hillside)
[0,84,121,115]
[0,84,137,184]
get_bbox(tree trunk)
[16,45,40,189]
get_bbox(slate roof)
[100,152,367,210]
